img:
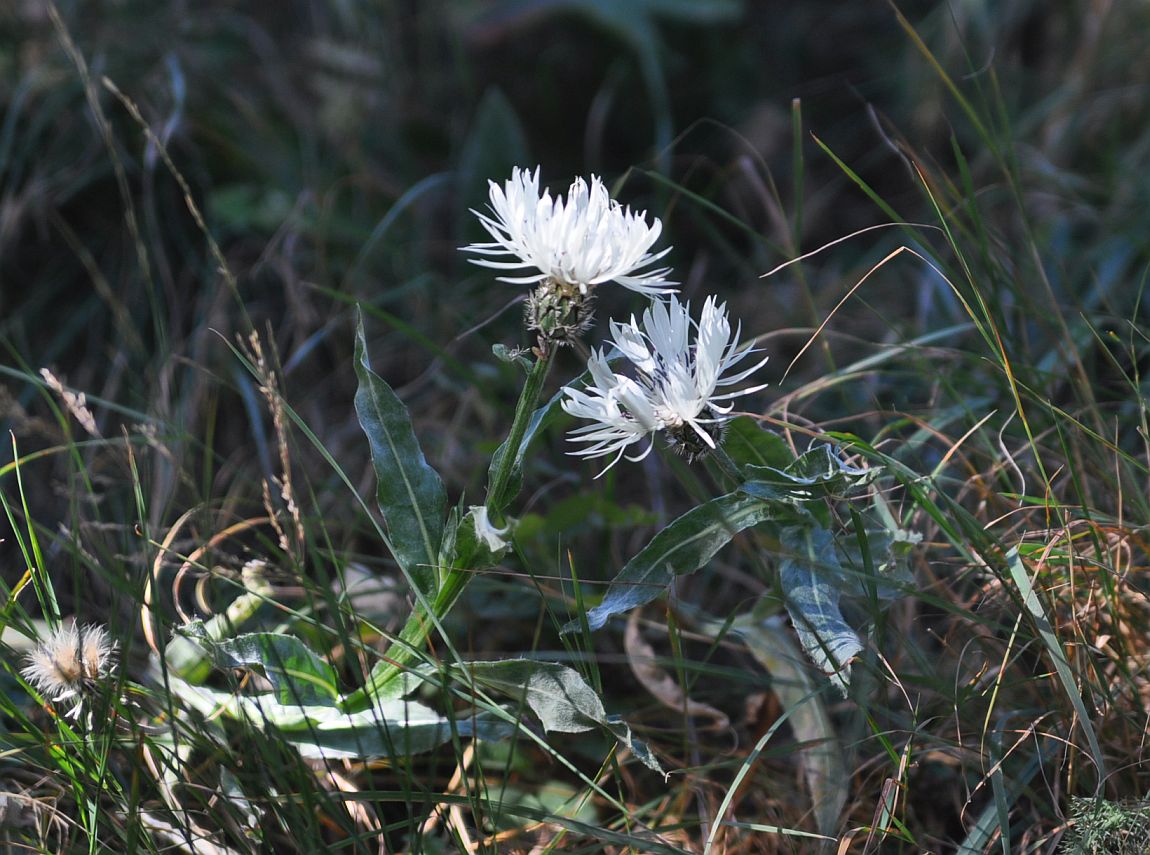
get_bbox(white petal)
[460,166,676,294]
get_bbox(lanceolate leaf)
[564,492,784,634]
[168,674,512,760]
[462,659,608,733]
[741,443,873,502]
[779,527,863,696]
[178,624,340,706]
[354,309,447,592]
[723,610,848,839]
[456,659,665,775]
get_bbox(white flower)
[461,166,675,297]
[22,620,118,707]
[561,295,769,473]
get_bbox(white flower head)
[561,295,769,474]
[461,166,676,297]
[22,620,118,710]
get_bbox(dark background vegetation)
[4,1,1150,852]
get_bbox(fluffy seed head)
[21,621,118,704]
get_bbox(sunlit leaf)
[354,309,447,593]
[564,492,789,634]
[779,527,862,695]
[444,659,665,776]
[173,623,340,706]
[699,608,847,840]
[168,674,512,760]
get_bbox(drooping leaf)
[446,659,665,775]
[461,659,606,733]
[173,623,340,706]
[564,492,789,634]
[779,527,863,696]
[720,608,848,840]
[354,309,447,592]
[835,515,919,601]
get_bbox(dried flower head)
[562,295,769,473]
[21,621,118,707]
[461,166,676,297]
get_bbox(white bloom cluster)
[561,296,768,473]
[462,166,769,466]
[461,166,675,297]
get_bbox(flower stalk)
[486,345,557,520]
[348,347,556,708]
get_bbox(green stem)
[485,347,557,520]
[710,444,743,485]
[344,348,556,710]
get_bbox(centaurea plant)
[161,165,912,771]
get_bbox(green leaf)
[698,608,847,840]
[721,416,794,469]
[458,659,665,776]
[175,624,340,706]
[564,492,786,634]
[462,659,606,733]
[439,504,512,573]
[162,568,275,684]
[457,88,530,240]
[354,309,447,592]
[491,343,533,371]
[835,516,919,601]
[778,528,862,696]
[741,443,873,502]
[514,493,656,542]
[168,674,512,760]
[482,782,599,832]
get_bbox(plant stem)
[485,347,557,520]
[710,444,743,485]
[346,347,556,709]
